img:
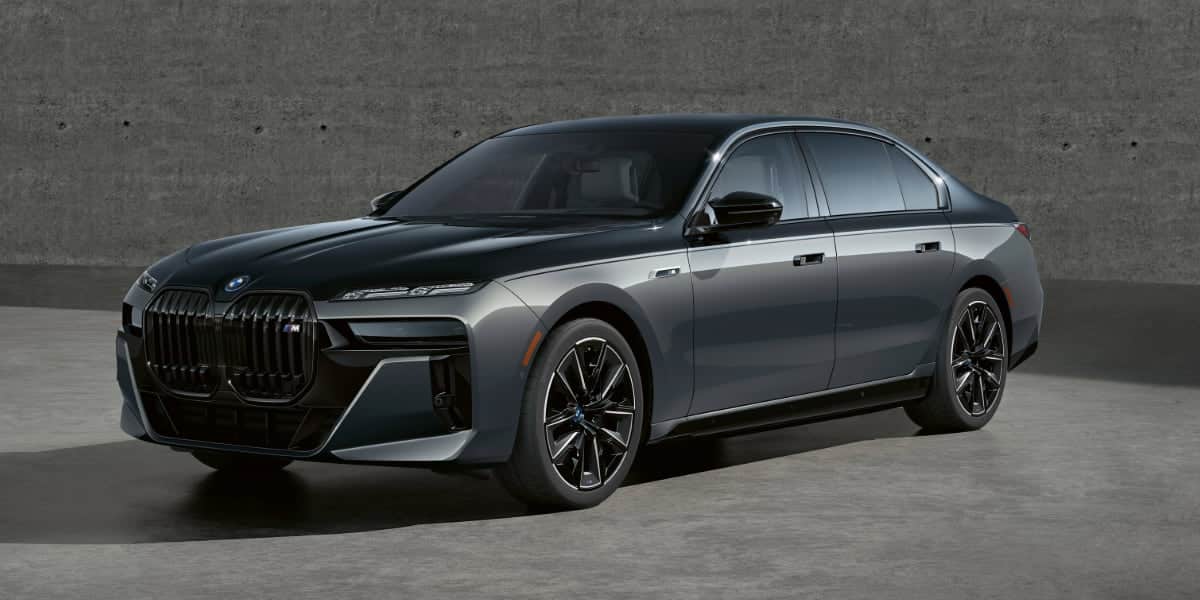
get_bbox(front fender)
[500,251,695,424]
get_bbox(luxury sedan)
[116,114,1042,508]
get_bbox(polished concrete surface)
[1,282,1198,598]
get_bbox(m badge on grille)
[281,323,302,333]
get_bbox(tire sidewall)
[938,288,1008,428]
[513,319,645,508]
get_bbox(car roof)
[497,113,881,140]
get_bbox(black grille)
[223,293,317,401]
[143,289,217,395]
[142,392,342,451]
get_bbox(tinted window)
[381,132,714,219]
[887,145,938,210]
[708,134,808,220]
[803,133,904,215]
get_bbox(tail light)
[1013,222,1031,240]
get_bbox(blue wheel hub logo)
[572,405,584,423]
[224,275,250,292]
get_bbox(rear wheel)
[496,319,645,509]
[905,287,1008,432]
[192,449,292,473]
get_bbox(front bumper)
[117,282,542,465]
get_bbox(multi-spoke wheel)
[496,319,645,509]
[905,288,1008,432]
[951,300,1006,416]
[543,337,637,490]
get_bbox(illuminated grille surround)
[142,288,318,403]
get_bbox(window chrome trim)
[797,129,950,217]
[680,120,953,232]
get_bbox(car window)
[802,133,905,215]
[708,133,808,220]
[887,145,939,210]
[380,132,714,219]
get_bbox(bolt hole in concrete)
[1131,140,1138,147]
[57,121,67,130]
[123,120,130,127]
[924,136,932,143]
[254,125,263,134]
[453,129,463,138]
[319,124,327,131]
[1061,142,1071,150]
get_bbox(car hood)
[160,217,648,300]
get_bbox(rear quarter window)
[803,133,905,215]
[887,145,939,210]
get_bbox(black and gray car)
[117,114,1043,508]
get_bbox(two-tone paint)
[117,114,1042,466]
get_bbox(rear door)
[687,132,837,414]
[799,132,955,387]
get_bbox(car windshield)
[378,131,715,219]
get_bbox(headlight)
[137,270,159,293]
[332,282,481,301]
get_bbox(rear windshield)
[379,131,715,219]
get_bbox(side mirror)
[698,191,783,233]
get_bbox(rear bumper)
[116,283,542,465]
[1008,278,1043,371]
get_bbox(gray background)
[2,0,1198,284]
[4,4,1200,598]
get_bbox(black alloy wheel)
[496,319,645,509]
[905,288,1008,432]
[543,336,638,490]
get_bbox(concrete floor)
[1,282,1198,598]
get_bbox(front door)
[687,132,838,415]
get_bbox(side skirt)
[650,365,934,442]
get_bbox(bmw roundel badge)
[224,275,251,292]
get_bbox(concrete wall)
[2,1,1198,284]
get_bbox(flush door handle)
[793,253,824,266]
[915,241,941,253]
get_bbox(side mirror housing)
[694,191,783,234]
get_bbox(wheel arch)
[547,301,655,424]
[959,274,1013,348]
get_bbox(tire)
[192,449,293,473]
[496,318,646,510]
[905,287,1009,432]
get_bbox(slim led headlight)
[333,282,480,301]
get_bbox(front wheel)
[905,287,1009,432]
[496,319,645,510]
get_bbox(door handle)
[793,253,824,266]
[915,241,941,253]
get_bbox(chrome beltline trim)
[950,222,1019,229]
[830,223,952,237]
